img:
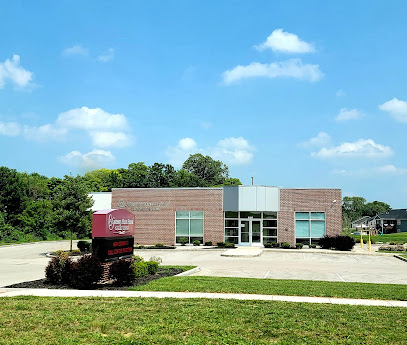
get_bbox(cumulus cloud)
[311,139,393,159]
[0,122,21,136]
[90,131,131,148]
[222,59,323,85]
[379,98,407,122]
[255,29,315,53]
[299,132,331,148]
[23,124,67,141]
[374,165,407,175]
[166,137,255,167]
[335,108,364,121]
[97,48,114,62]
[62,45,89,56]
[0,55,33,89]
[59,149,115,170]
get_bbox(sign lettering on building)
[117,199,170,211]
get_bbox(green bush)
[334,235,355,251]
[179,237,188,246]
[225,242,235,248]
[149,256,162,264]
[133,255,144,262]
[319,235,335,249]
[155,243,164,248]
[295,243,304,249]
[70,255,103,289]
[77,240,91,253]
[389,241,404,245]
[193,240,200,246]
[109,259,135,286]
[133,261,149,277]
[146,261,159,275]
[264,243,272,248]
[281,242,291,249]
[272,242,279,248]
[309,244,316,249]
[45,252,72,284]
[216,242,225,248]
[204,241,213,246]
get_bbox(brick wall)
[111,188,224,246]
[278,189,342,246]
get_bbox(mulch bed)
[5,267,183,290]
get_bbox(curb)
[175,267,201,276]
[394,254,407,262]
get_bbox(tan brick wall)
[278,189,342,246]
[111,188,224,246]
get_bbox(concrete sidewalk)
[1,288,406,307]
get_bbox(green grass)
[130,276,407,301]
[0,296,406,344]
[351,232,407,243]
[159,265,197,272]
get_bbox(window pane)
[296,220,310,237]
[296,238,310,245]
[263,228,277,236]
[311,212,325,220]
[263,220,277,227]
[225,237,238,244]
[225,219,238,227]
[225,228,238,236]
[311,221,325,237]
[190,236,203,244]
[240,211,261,218]
[263,212,277,219]
[263,237,277,244]
[295,212,309,220]
[176,219,189,236]
[176,236,190,244]
[225,211,238,218]
[190,211,204,219]
[190,219,204,236]
[176,211,189,219]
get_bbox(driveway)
[1,242,407,286]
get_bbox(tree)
[363,201,391,217]
[182,154,229,186]
[19,199,54,240]
[53,176,94,250]
[342,196,366,223]
[147,163,176,187]
[120,162,149,188]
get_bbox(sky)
[1,1,407,208]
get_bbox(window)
[295,212,325,245]
[176,211,204,244]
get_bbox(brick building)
[105,185,342,247]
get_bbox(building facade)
[108,186,342,247]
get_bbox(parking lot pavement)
[1,242,407,286]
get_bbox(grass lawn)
[351,232,407,243]
[0,297,406,344]
[130,276,407,301]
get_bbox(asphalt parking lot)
[1,241,407,286]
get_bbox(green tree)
[221,177,242,186]
[147,163,176,187]
[19,199,54,240]
[362,201,391,217]
[173,169,206,187]
[182,154,229,186]
[342,196,366,223]
[120,162,149,188]
[53,176,94,250]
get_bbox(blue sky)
[1,1,407,207]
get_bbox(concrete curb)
[175,267,201,276]
[394,254,407,262]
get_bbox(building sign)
[92,237,135,262]
[117,199,170,211]
[92,209,135,238]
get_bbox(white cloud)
[23,124,67,141]
[97,48,114,63]
[56,106,128,131]
[90,131,131,148]
[0,122,21,136]
[62,45,88,56]
[0,55,33,89]
[222,59,323,85]
[255,29,315,53]
[312,139,393,159]
[335,108,364,121]
[374,165,407,175]
[166,137,255,167]
[59,149,115,170]
[299,132,331,148]
[332,169,348,175]
[379,98,407,122]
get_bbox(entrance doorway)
[240,219,261,246]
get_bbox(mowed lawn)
[352,232,407,243]
[130,276,407,301]
[1,296,406,345]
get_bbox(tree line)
[0,154,241,243]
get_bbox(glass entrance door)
[240,220,250,245]
[240,220,261,245]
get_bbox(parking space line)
[336,273,346,282]
[348,255,358,262]
[263,270,270,279]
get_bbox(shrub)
[109,259,135,286]
[77,240,91,253]
[133,255,144,262]
[204,241,213,246]
[45,252,72,284]
[395,245,406,252]
[272,242,280,248]
[225,242,235,248]
[378,245,392,251]
[148,256,162,264]
[390,241,404,245]
[281,242,291,249]
[319,235,335,249]
[296,243,304,249]
[146,261,159,275]
[193,240,200,246]
[179,237,188,246]
[334,235,355,251]
[133,261,149,277]
[155,243,164,248]
[69,255,103,289]
[309,244,316,249]
[264,243,272,248]
[217,242,225,248]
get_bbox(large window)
[176,211,204,244]
[295,212,325,245]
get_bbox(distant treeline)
[0,154,241,243]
